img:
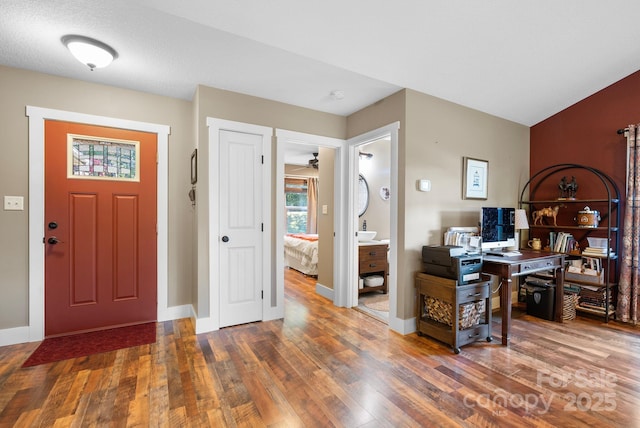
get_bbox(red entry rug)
[22,322,157,367]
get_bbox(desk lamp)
[514,209,529,250]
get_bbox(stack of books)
[578,284,614,314]
[582,237,615,257]
[443,227,481,254]
[582,246,616,257]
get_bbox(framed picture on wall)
[190,149,197,184]
[463,157,488,200]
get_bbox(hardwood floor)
[1,269,640,426]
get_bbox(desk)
[482,249,565,345]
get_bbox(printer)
[422,245,483,285]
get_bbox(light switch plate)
[322,204,328,214]
[418,179,431,192]
[4,196,24,211]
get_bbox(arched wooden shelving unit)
[519,163,620,321]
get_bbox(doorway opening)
[346,122,399,332]
[354,138,391,324]
[276,129,344,308]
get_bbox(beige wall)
[347,90,408,318]
[347,89,530,320]
[0,67,346,333]
[317,147,335,289]
[403,89,529,317]
[0,65,194,329]
[194,85,346,319]
[358,139,391,240]
[0,63,529,334]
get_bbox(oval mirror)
[358,174,369,217]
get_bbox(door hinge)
[261,290,264,299]
[261,155,264,164]
[261,223,264,232]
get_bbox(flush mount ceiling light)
[330,90,345,100]
[62,35,118,71]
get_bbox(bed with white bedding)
[284,233,319,276]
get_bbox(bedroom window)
[285,178,308,233]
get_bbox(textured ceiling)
[2,0,640,126]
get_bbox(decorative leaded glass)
[67,134,140,181]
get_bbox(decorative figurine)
[558,176,567,199]
[532,205,563,226]
[558,176,578,199]
[567,176,578,199]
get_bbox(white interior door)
[219,129,264,327]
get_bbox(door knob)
[48,221,58,230]
[48,237,59,245]
[222,236,230,243]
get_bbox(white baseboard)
[194,316,217,334]
[0,304,414,346]
[0,325,34,346]
[315,282,334,301]
[0,304,196,347]
[388,316,416,335]
[158,304,193,322]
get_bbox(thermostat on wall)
[418,179,431,192]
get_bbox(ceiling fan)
[292,152,319,171]
[307,152,319,169]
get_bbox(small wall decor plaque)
[379,186,390,201]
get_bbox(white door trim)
[207,118,272,330]
[25,106,171,342]
[346,122,401,331]
[275,129,345,306]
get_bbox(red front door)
[44,121,157,337]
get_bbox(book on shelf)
[564,282,604,292]
[551,232,577,253]
[582,247,615,257]
[563,283,581,294]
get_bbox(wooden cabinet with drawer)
[358,243,388,294]
[415,272,492,353]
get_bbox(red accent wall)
[529,70,640,265]
[530,70,640,199]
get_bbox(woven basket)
[424,296,485,329]
[563,293,579,321]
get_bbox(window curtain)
[618,124,640,323]
[307,177,318,234]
